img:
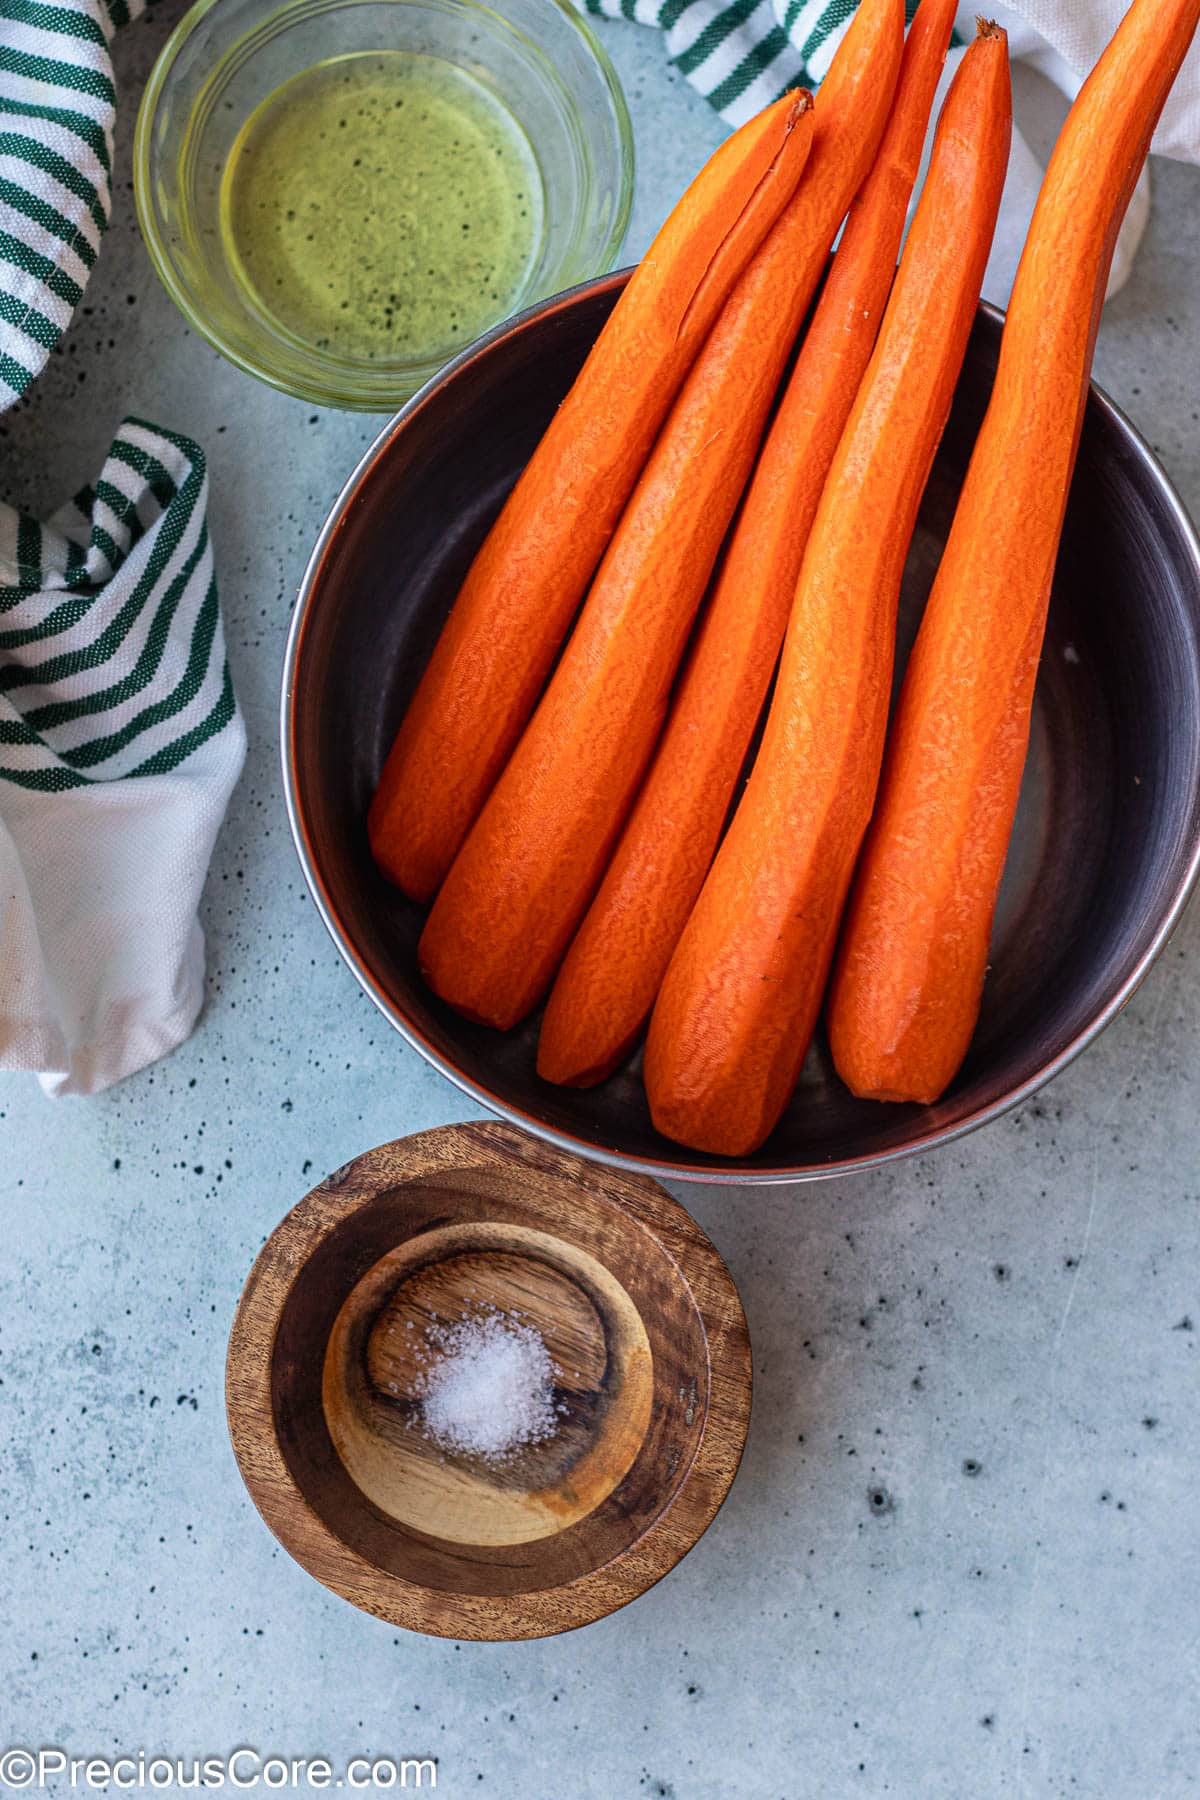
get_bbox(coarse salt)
[410,1307,564,1464]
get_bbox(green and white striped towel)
[579,0,1200,136]
[0,0,140,405]
[580,0,1200,295]
[0,0,245,1095]
[0,419,245,1095]
[581,0,929,126]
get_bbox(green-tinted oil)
[220,51,542,364]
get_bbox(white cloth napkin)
[958,3,1161,301]
[0,421,245,1096]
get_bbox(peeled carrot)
[643,24,1011,1159]
[828,0,1200,1108]
[538,0,958,1090]
[367,91,814,903]
[418,0,905,1032]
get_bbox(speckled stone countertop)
[2,11,1198,1798]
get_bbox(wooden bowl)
[282,272,1200,1182]
[225,1121,751,1639]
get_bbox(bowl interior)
[135,0,633,408]
[228,1123,750,1637]
[285,275,1200,1179]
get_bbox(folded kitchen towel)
[579,0,1200,300]
[0,419,246,1096]
[0,0,245,1096]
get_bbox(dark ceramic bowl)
[283,272,1200,1184]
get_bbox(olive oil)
[220,51,543,365]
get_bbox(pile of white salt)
[409,1307,564,1464]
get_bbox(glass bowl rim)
[133,0,636,410]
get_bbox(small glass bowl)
[134,0,634,410]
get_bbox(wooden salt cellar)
[226,1120,752,1640]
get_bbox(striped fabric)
[0,419,237,791]
[576,0,1200,308]
[0,0,246,1095]
[0,0,139,405]
[0,419,245,1095]
[582,0,937,124]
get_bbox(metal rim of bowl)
[133,0,635,410]
[281,272,1200,1187]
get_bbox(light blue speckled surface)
[2,12,1198,1797]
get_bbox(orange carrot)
[828,0,1200,1107]
[367,91,814,903]
[643,23,1011,1159]
[418,0,905,1031]
[538,0,958,1090]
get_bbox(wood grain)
[225,1121,751,1639]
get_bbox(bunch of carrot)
[370,0,1200,1157]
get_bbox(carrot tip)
[786,88,815,124]
[975,16,1004,38]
